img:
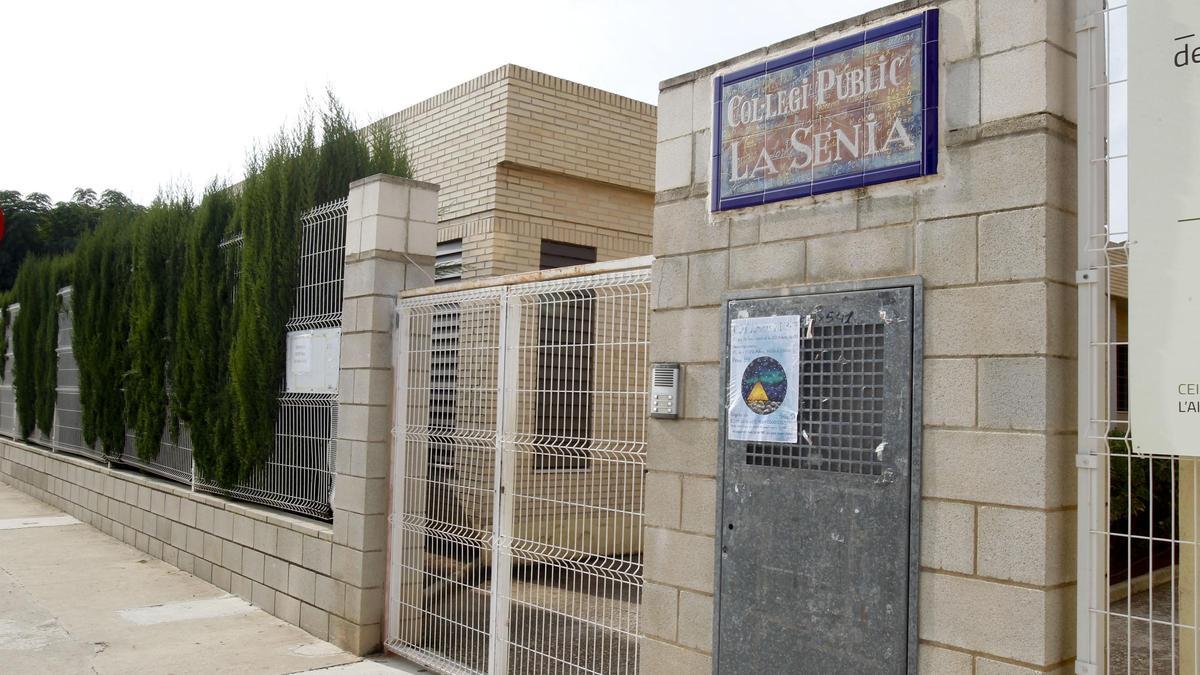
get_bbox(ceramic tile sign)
[711,10,939,212]
[1129,0,1200,455]
[727,316,801,444]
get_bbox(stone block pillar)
[330,174,438,654]
[643,1,1079,672]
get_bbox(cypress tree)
[175,187,239,484]
[72,216,135,454]
[11,256,68,439]
[228,125,317,480]
[126,197,190,460]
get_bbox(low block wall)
[0,437,378,653]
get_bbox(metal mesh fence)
[388,264,651,675]
[0,304,16,439]
[119,425,195,486]
[52,288,105,462]
[192,197,347,520]
[3,197,347,523]
[1077,2,1198,672]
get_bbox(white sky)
[0,0,894,205]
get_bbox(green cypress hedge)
[71,216,136,454]
[174,187,238,484]
[11,256,70,439]
[126,198,191,460]
[224,106,410,484]
[228,128,318,480]
[6,95,411,488]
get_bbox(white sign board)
[286,327,341,394]
[727,316,800,444]
[1129,0,1200,455]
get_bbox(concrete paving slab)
[292,655,429,674]
[0,479,423,675]
[0,515,81,530]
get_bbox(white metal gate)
[386,260,651,675]
[1077,1,1200,672]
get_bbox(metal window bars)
[388,260,651,675]
[1076,1,1199,673]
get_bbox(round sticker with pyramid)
[740,356,788,415]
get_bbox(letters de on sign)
[710,10,939,212]
[1129,0,1200,455]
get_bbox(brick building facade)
[376,65,657,280]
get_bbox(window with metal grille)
[429,240,464,470]
[435,239,463,285]
[746,321,887,476]
[429,305,460,469]
[535,241,597,470]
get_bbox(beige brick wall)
[377,65,655,280]
[377,74,508,224]
[503,71,656,193]
[645,0,1077,672]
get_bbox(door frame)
[711,276,924,674]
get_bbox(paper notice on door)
[727,315,801,444]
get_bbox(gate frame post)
[1074,0,1108,671]
[386,301,423,646]
[488,287,519,675]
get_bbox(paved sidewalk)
[0,480,423,675]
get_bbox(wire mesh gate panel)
[1076,1,1200,672]
[388,266,651,675]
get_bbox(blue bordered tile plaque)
[710,10,939,211]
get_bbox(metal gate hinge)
[1075,660,1097,675]
[1076,270,1097,284]
[1076,454,1099,469]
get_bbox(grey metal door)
[715,282,921,675]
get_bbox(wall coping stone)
[0,437,333,538]
[659,0,937,90]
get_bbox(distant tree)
[71,187,98,207]
[39,200,99,255]
[99,189,135,210]
[0,191,49,291]
[0,189,143,291]
[25,193,51,210]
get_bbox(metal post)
[1076,0,1109,671]
[386,302,418,646]
[488,287,518,675]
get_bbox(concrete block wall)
[378,65,656,282]
[645,0,1078,672]
[0,438,353,647]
